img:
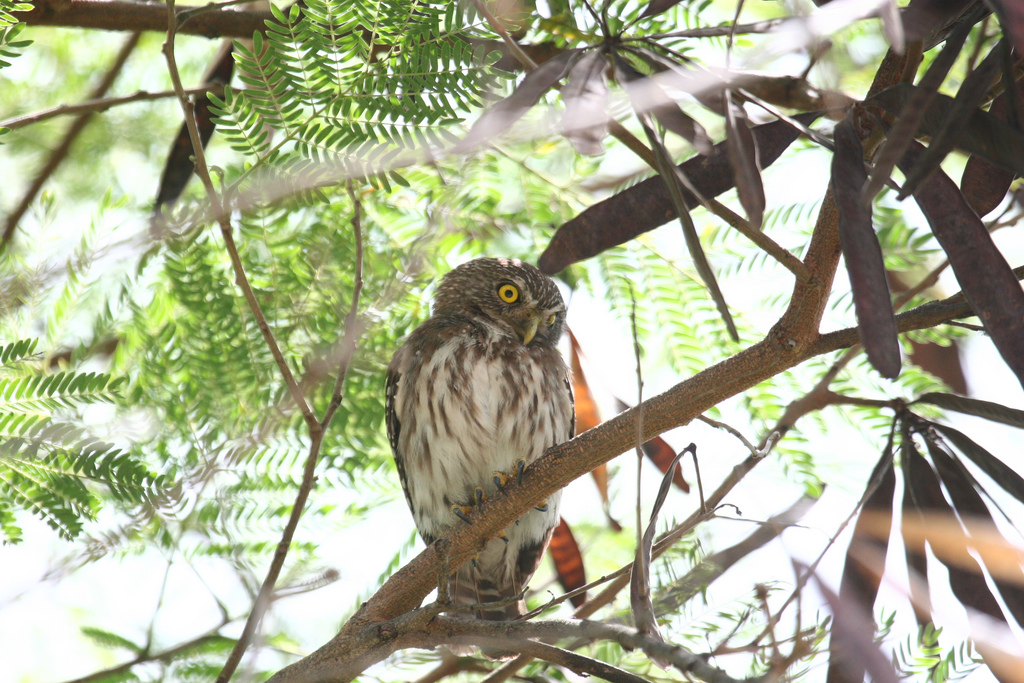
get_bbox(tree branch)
[0,86,216,131]
[158,7,365,681]
[321,182,365,429]
[655,495,818,615]
[18,0,270,38]
[328,613,751,683]
[268,250,1012,682]
[60,625,230,683]
[16,0,561,72]
[161,1,317,429]
[491,640,650,683]
[0,32,140,254]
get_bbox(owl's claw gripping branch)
[534,501,549,512]
[492,458,530,492]
[451,504,474,524]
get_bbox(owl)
[386,257,574,620]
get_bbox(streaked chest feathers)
[391,330,572,543]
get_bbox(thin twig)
[948,320,985,332]
[656,495,817,617]
[740,88,835,150]
[160,5,343,681]
[59,622,230,683]
[748,424,897,649]
[469,2,662,180]
[700,198,812,282]
[824,391,899,410]
[636,19,784,41]
[691,447,706,513]
[321,181,366,429]
[471,0,536,70]
[696,414,761,458]
[1,32,140,254]
[0,86,216,131]
[629,284,644,546]
[161,0,317,429]
[891,206,1020,311]
[756,584,780,661]
[479,654,530,683]
[726,0,746,69]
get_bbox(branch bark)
[18,0,270,38]
[16,0,561,71]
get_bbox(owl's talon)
[471,554,479,568]
[534,500,549,512]
[474,487,485,505]
[515,458,527,484]
[497,530,509,544]
[451,504,474,524]
[492,472,508,492]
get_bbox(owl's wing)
[385,367,414,513]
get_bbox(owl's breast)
[392,323,572,542]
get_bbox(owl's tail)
[445,527,554,657]
[447,566,524,659]
[451,565,525,621]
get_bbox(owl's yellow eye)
[497,283,519,303]
[546,314,556,326]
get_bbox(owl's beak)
[513,311,541,345]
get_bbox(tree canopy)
[2,1,1024,682]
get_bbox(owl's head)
[433,257,567,346]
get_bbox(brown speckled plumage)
[386,258,574,621]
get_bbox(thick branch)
[333,614,749,683]
[18,0,270,38]
[16,0,560,71]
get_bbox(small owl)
[386,257,574,620]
